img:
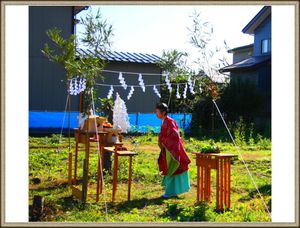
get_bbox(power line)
[100,69,188,76]
[94,82,189,87]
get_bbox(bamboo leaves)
[42,9,113,114]
[79,8,113,55]
[188,10,230,86]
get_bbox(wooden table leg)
[203,166,206,201]
[101,151,105,173]
[199,165,203,201]
[128,156,133,201]
[194,154,233,211]
[209,168,212,202]
[112,153,118,202]
[84,139,90,199]
[206,167,211,202]
[225,158,228,208]
[95,138,106,202]
[203,167,206,201]
[82,158,87,203]
[100,144,105,195]
[197,165,200,202]
[216,158,220,210]
[220,158,224,211]
[228,158,231,209]
[205,167,209,201]
[73,142,78,185]
[96,157,102,202]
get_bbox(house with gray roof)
[219,6,271,132]
[220,6,271,93]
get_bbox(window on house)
[261,39,271,54]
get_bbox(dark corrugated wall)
[29,6,79,111]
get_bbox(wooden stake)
[112,148,118,202]
[31,195,44,221]
[96,157,103,202]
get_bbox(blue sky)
[75,5,263,67]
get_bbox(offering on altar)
[84,116,107,133]
[103,124,122,144]
[103,122,113,128]
[77,109,108,133]
[200,145,220,154]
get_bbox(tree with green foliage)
[96,97,114,123]
[156,49,189,75]
[42,9,113,115]
[156,49,194,112]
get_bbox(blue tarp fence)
[29,111,192,134]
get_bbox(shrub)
[50,134,61,144]
[256,134,271,150]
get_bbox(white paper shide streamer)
[79,78,86,92]
[69,79,75,95]
[113,93,131,133]
[69,77,87,95]
[183,83,188,99]
[118,72,127,90]
[107,85,114,99]
[73,78,78,95]
[153,85,161,98]
[187,76,195,95]
[127,86,134,100]
[165,72,172,93]
[138,73,146,92]
[199,85,203,94]
[176,84,181,99]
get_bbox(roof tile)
[76,48,160,64]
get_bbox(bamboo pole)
[68,152,72,185]
[83,113,90,202]
[67,82,72,186]
[68,93,71,153]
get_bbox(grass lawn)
[29,134,271,222]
